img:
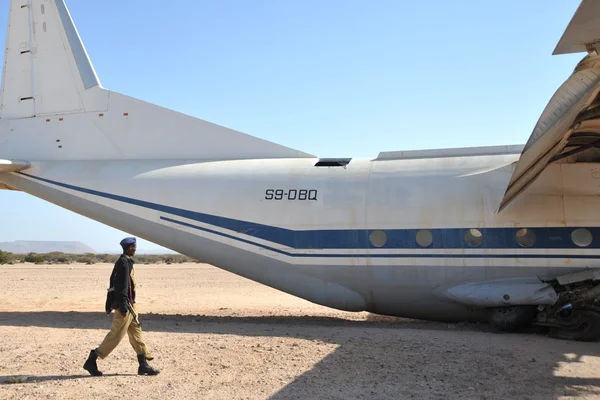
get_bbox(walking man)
[83,237,160,376]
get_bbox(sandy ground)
[0,264,599,399]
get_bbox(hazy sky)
[0,0,584,253]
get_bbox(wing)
[498,0,600,212]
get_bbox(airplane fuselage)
[3,151,599,322]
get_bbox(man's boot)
[83,349,103,376]
[137,354,160,375]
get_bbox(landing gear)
[478,269,600,341]
[488,305,537,332]
[487,305,600,340]
[542,308,600,342]
[530,269,600,342]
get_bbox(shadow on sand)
[1,311,599,398]
[1,373,136,384]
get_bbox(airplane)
[2,0,600,342]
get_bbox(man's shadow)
[1,373,136,384]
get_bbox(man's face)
[125,244,136,257]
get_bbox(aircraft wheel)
[488,305,537,332]
[548,310,600,342]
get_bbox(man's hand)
[127,303,141,325]
[119,306,128,316]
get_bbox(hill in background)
[0,241,96,254]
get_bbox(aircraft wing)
[498,0,600,212]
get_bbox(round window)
[416,229,433,247]
[515,228,535,248]
[571,228,593,247]
[464,228,483,247]
[369,230,387,247]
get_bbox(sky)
[0,0,585,253]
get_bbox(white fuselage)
[2,152,599,322]
[1,0,599,328]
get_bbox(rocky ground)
[0,263,599,399]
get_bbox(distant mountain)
[0,241,96,254]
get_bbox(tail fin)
[0,0,313,161]
[0,0,101,119]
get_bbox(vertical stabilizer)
[0,0,101,119]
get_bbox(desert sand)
[0,263,599,399]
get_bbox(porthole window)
[464,228,483,247]
[515,228,535,248]
[416,229,433,247]
[572,228,593,247]
[369,230,387,247]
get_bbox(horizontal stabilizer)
[0,0,314,161]
[0,159,30,173]
[554,0,600,55]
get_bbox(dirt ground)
[0,264,599,399]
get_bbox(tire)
[488,305,537,332]
[548,310,600,342]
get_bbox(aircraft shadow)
[0,311,599,398]
[0,311,496,334]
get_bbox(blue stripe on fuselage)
[17,172,600,254]
[160,216,600,259]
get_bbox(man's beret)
[120,237,137,248]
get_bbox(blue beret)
[120,237,136,248]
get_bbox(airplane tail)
[0,0,313,162]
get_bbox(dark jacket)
[108,254,136,312]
